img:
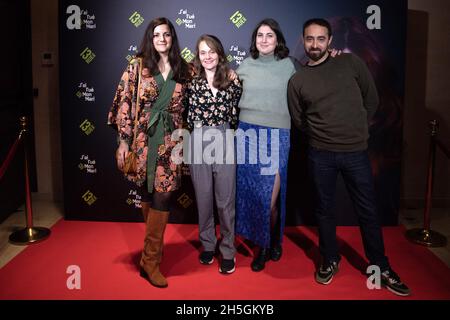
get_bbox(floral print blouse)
[107,58,186,193]
[186,76,242,129]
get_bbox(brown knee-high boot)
[139,202,151,268]
[141,201,151,223]
[140,208,169,288]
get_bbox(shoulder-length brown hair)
[137,17,189,83]
[193,34,231,90]
[250,18,289,60]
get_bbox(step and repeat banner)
[59,0,406,225]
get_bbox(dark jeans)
[308,147,389,271]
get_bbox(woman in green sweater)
[235,18,299,272]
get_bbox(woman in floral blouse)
[107,17,190,288]
[186,34,242,274]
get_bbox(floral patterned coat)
[107,59,185,192]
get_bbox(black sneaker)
[315,261,339,285]
[270,244,282,262]
[219,258,236,274]
[381,269,411,296]
[199,251,214,265]
[251,248,270,272]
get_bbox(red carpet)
[0,220,449,300]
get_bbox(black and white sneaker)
[199,251,214,265]
[315,261,339,285]
[219,258,236,274]
[381,269,411,296]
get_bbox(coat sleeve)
[107,61,139,145]
[184,80,193,130]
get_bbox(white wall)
[403,0,450,207]
[31,0,62,201]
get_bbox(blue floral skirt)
[235,121,290,248]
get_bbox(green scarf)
[146,71,176,193]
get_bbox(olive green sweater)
[237,54,297,129]
[288,53,379,151]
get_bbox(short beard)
[306,48,327,62]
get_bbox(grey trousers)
[189,123,236,260]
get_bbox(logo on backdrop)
[78,155,97,174]
[82,190,97,206]
[181,165,190,176]
[181,47,195,63]
[177,193,193,209]
[228,45,247,67]
[229,10,247,28]
[129,11,145,28]
[80,119,95,136]
[176,9,197,29]
[66,5,96,30]
[125,44,138,63]
[76,82,95,102]
[126,189,142,209]
[80,47,96,64]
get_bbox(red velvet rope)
[0,136,22,180]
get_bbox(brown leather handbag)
[121,58,143,175]
[122,150,138,174]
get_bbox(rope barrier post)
[406,120,447,247]
[9,116,51,245]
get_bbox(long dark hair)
[250,18,289,59]
[137,17,189,83]
[193,34,231,90]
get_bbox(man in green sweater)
[288,18,410,296]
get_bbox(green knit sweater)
[288,53,379,151]
[236,54,297,129]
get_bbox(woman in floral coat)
[107,17,189,288]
